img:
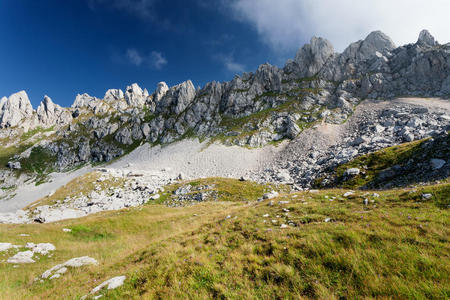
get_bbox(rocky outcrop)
[417,29,438,47]
[36,96,72,128]
[72,93,97,108]
[125,83,148,107]
[104,89,124,101]
[156,80,196,115]
[0,91,34,128]
[291,37,334,77]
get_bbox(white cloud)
[149,51,168,70]
[215,54,246,73]
[126,49,144,66]
[228,0,450,52]
[125,49,167,69]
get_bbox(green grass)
[0,144,30,169]
[0,178,448,299]
[321,138,428,189]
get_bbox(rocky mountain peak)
[104,89,124,102]
[342,30,395,62]
[156,80,196,115]
[36,95,69,127]
[72,93,98,108]
[417,29,438,47]
[125,83,147,107]
[0,91,34,128]
[364,30,396,52]
[293,36,334,77]
[154,82,169,103]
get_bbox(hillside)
[0,178,449,299]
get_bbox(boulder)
[7,250,35,264]
[430,158,445,170]
[344,168,360,176]
[7,161,21,170]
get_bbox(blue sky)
[1,0,448,107]
[0,0,287,107]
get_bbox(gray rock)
[7,161,21,170]
[115,128,133,145]
[422,193,432,200]
[344,168,360,176]
[125,83,147,107]
[156,80,196,115]
[263,191,279,199]
[430,158,445,170]
[37,96,58,127]
[7,250,35,264]
[0,91,34,128]
[104,89,124,101]
[292,37,334,77]
[417,29,438,47]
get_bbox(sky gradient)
[1,0,448,108]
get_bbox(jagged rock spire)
[417,29,438,47]
[37,95,68,127]
[294,36,334,77]
[0,91,33,128]
[104,89,124,101]
[154,82,169,103]
[125,83,147,107]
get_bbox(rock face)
[417,29,438,47]
[104,89,124,101]
[0,91,34,128]
[156,80,196,115]
[36,96,72,127]
[125,83,148,107]
[292,37,335,77]
[72,93,97,108]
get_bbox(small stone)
[150,194,160,200]
[263,191,279,200]
[430,159,445,170]
[62,228,72,232]
[280,224,288,229]
[343,191,354,197]
[422,193,432,200]
[344,168,360,176]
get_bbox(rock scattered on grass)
[263,191,279,200]
[422,193,432,200]
[26,243,56,255]
[7,250,35,264]
[81,276,126,300]
[41,256,98,279]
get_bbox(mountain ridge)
[0,29,448,196]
